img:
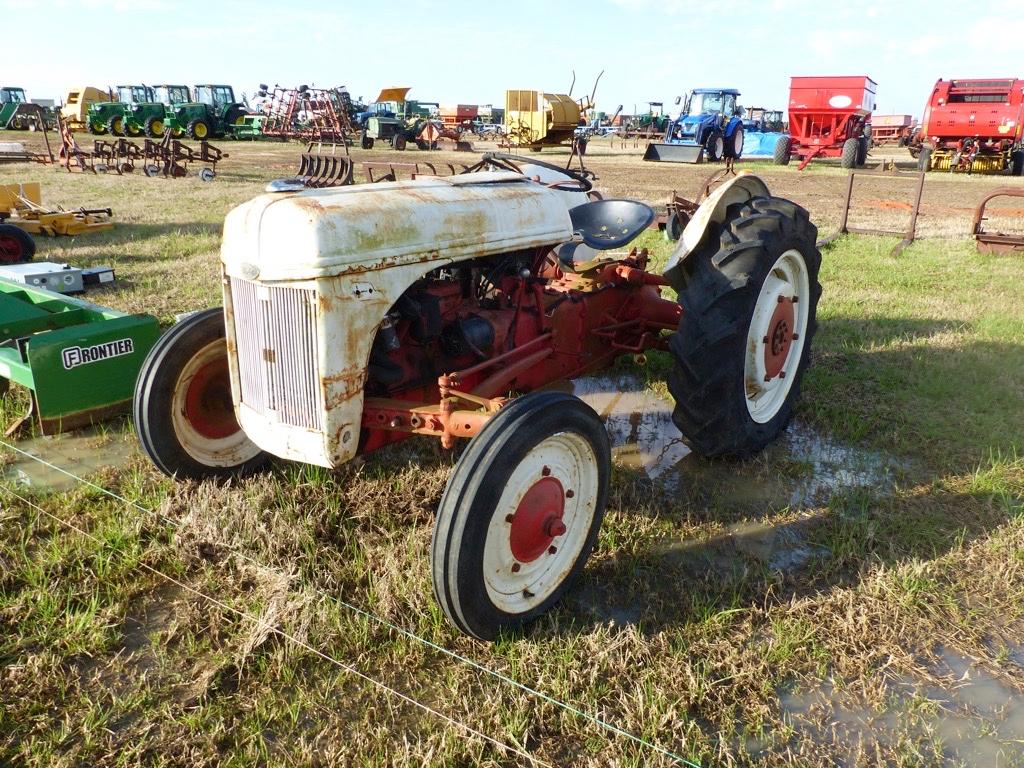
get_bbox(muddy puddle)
[774,646,1024,765]
[0,428,138,493]
[570,373,903,509]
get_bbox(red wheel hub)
[509,476,566,563]
[764,296,795,379]
[183,357,240,440]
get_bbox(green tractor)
[0,87,47,130]
[165,84,247,140]
[124,84,191,138]
[88,85,153,136]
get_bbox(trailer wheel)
[431,391,609,640]
[106,115,124,137]
[0,224,35,265]
[134,308,269,480]
[840,138,858,169]
[668,196,821,457]
[773,136,791,165]
[144,116,165,138]
[705,129,724,162]
[917,148,932,172]
[856,136,868,166]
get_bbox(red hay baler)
[775,76,876,170]
[916,78,1024,175]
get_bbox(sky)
[4,0,1023,118]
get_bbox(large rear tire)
[840,138,858,169]
[431,391,610,640]
[0,224,35,264]
[134,308,269,480]
[667,197,822,458]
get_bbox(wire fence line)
[0,437,701,767]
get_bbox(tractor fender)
[662,171,771,289]
[724,117,742,137]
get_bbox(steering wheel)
[469,152,594,192]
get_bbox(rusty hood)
[221,172,574,283]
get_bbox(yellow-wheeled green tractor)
[0,87,50,130]
[164,84,248,140]
[88,85,153,136]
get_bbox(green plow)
[0,278,160,434]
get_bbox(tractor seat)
[557,199,655,268]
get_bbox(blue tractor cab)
[643,88,745,163]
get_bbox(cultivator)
[259,86,352,142]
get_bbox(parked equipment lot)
[2,134,1024,767]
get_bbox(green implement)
[0,278,161,434]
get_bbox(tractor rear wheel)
[431,391,610,640]
[705,129,724,162]
[773,135,791,165]
[393,133,407,150]
[0,224,35,264]
[134,308,269,480]
[187,119,210,140]
[667,196,821,458]
[144,115,165,138]
[840,138,859,169]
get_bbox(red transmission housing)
[785,75,876,169]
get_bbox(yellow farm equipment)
[61,87,115,132]
[504,90,588,149]
[0,183,113,236]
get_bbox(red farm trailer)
[776,75,876,170]
[871,114,913,147]
[917,78,1024,175]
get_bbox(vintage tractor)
[134,155,822,640]
[644,88,746,164]
[165,85,248,140]
[0,87,48,130]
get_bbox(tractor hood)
[221,172,575,283]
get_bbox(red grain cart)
[871,114,913,147]
[439,104,478,131]
[776,76,876,170]
[917,78,1024,175]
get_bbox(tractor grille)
[228,277,323,431]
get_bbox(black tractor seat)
[557,199,655,268]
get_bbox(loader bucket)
[642,142,704,163]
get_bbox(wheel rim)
[170,339,263,466]
[744,248,810,424]
[0,233,25,263]
[734,128,743,154]
[482,431,599,613]
[152,119,163,135]
[111,117,122,133]
[713,136,724,158]
[194,123,207,138]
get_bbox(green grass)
[2,143,1024,766]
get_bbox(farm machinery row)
[85,84,248,140]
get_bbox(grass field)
[2,139,1024,767]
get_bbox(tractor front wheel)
[144,116,165,138]
[0,224,35,264]
[187,119,210,140]
[725,126,744,159]
[705,129,724,162]
[840,138,859,169]
[361,131,374,150]
[106,115,124,137]
[431,391,610,640]
[125,121,142,138]
[134,308,269,480]
[668,196,822,457]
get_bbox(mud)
[0,428,138,492]
[776,647,1024,766]
[570,373,903,510]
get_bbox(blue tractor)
[643,88,745,163]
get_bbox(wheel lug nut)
[548,546,557,555]
[779,371,786,378]
[762,336,769,344]
[777,295,785,303]
[565,489,574,499]
[511,562,521,573]
[505,514,514,523]
[792,333,800,340]
[541,466,551,477]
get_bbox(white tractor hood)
[221,172,575,283]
